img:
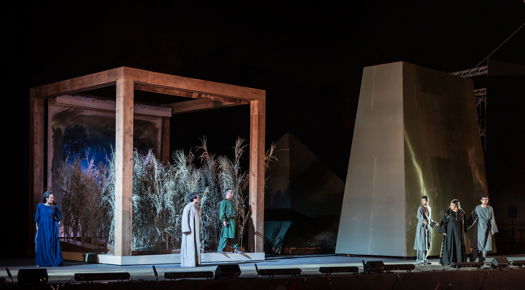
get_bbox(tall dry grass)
[53,137,275,252]
[52,154,110,249]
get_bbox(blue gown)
[35,203,63,267]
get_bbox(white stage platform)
[98,252,265,265]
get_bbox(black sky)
[2,1,525,257]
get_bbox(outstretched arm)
[466,210,477,231]
[428,207,438,228]
[462,210,469,232]
[490,207,498,235]
[439,212,447,235]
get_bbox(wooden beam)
[124,67,264,101]
[30,67,123,99]
[248,98,266,252]
[30,66,264,101]
[134,83,194,98]
[52,95,172,117]
[192,93,251,105]
[136,82,251,105]
[114,78,134,256]
[161,117,171,163]
[171,99,245,115]
[28,94,45,255]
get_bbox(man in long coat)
[414,195,438,264]
[181,193,201,267]
[469,195,498,262]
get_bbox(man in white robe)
[181,193,201,267]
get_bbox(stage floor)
[1,254,525,283]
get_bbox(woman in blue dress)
[35,191,63,267]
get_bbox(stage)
[97,252,266,265]
[2,254,525,289]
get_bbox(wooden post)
[114,78,134,256]
[161,117,171,163]
[249,98,266,252]
[28,95,45,255]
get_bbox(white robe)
[180,202,201,267]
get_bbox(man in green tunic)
[218,189,240,253]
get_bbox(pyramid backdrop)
[265,132,345,251]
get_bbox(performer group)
[414,195,498,266]
[177,188,244,267]
[179,188,241,267]
[34,188,240,268]
[34,189,498,268]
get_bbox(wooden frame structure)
[29,67,266,255]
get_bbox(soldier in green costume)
[218,188,240,253]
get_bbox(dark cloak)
[439,208,468,266]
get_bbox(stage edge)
[98,252,266,265]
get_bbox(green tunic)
[219,199,236,239]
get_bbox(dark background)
[2,1,525,257]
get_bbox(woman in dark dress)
[439,199,467,266]
[35,191,63,267]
